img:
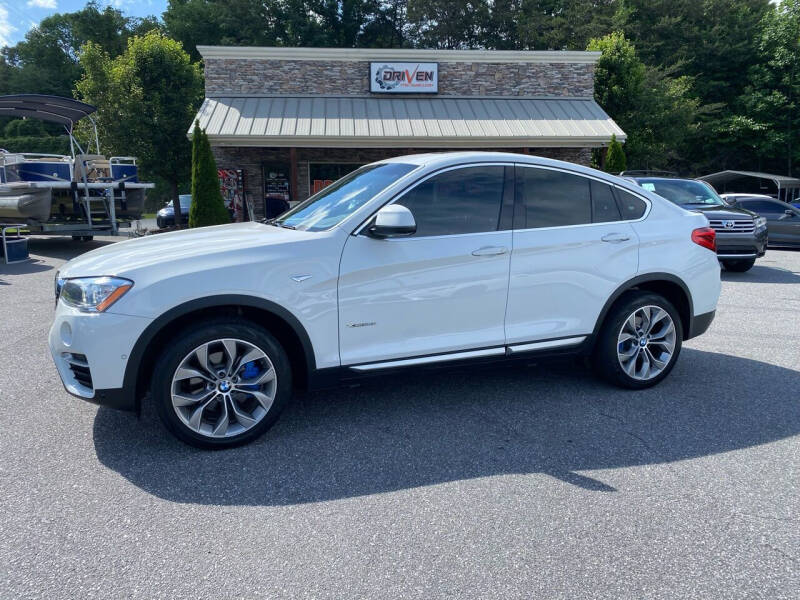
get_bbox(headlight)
[755,216,767,229]
[59,276,133,312]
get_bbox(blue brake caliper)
[240,361,261,390]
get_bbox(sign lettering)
[370,62,438,94]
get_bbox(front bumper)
[715,228,768,259]
[49,303,152,411]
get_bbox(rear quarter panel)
[632,198,721,317]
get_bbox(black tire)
[721,258,755,272]
[71,235,92,242]
[151,319,293,449]
[592,291,683,389]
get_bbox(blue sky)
[0,0,168,48]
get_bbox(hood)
[685,205,756,220]
[59,222,311,278]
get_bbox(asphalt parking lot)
[1,237,799,599]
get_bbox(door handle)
[601,233,631,244]
[471,246,508,257]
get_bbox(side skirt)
[307,335,591,391]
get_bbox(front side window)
[275,162,417,231]
[739,200,783,214]
[394,166,506,237]
[518,167,592,229]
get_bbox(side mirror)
[367,204,416,238]
[785,209,795,217]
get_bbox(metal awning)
[0,94,97,127]
[191,96,625,148]
[699,170,800,203]
[699,170,800,189]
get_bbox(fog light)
[60,321,72,346]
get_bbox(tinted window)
[518,167,591,228]
[277,162,416,231]
[395,166,505,237]
[615,189,647,220]
[591,180,622,223]
[739,200,784,213]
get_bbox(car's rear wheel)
[721,258,756,272]
[152,319,292,449]
[593,292,683,389]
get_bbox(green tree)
[189,122,230,228]
[613,0,773,171]
[163,0,407,58]
[588,31,645,118]
[163,0,276,60]
[407,0,490,48]
[588,32,703,170]
[605,134,627,172]
[739,0,800,175]
[76,31,204,208]
[1,1,160,97]
[485,0,616,50]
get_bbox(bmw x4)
[50,153,721,448]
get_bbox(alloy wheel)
[616,305,677,381]
[170,338,277,439]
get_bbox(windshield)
[638,178,725,206]
[275,162,417,231]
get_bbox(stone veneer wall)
[205,59,595,98]
[213,146,592,219]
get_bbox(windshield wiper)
[262,218,295,229]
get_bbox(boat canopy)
[0,94,97,128]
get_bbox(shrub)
[605,134,627,174]
[188,121,230,228]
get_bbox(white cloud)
[26,0,57,8]
[0,6,18,48]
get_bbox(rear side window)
[518,167,591,228]
[591,181,622,223]
[615,189,647,220]
[395,166,505,237]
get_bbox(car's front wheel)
[152,319,292,449]
[593,292,683,389]
[721,258,756,272]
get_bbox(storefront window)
[309,163,363,195]
[263,162,292,218]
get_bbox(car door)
[505,165,641,346]
[739,199,799,244]
[337,164,514,366]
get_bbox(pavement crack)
[597,410,661,459]
[760,543,798,564]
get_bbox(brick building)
[191,46,625,219]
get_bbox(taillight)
[692,227,716,252]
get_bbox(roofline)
[204,135,624,148]
[197,46,602,64]
[203,93,598,101]
[699,170,800,186]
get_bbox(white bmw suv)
[50,152,721,448]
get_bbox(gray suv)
[626,176,768,272]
